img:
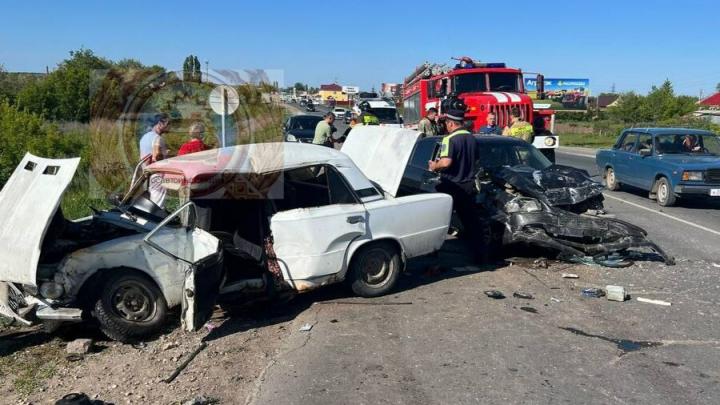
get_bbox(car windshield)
[454,73,487,93]
[478,141,553,170]
[488,73,521,92]
[655,134,720,155]
[290,116,322,131]
[373,108,399,122]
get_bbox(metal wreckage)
[355,130,675,267]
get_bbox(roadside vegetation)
[555,80,720,147]
[0,50,283,219]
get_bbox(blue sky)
[1,0,718,96]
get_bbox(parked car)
[596,128,720,206]
[343,129,673,266]
[0,140,452,341]
[332,108,347,119]
[345,111,355,125]
[283,114,323,143]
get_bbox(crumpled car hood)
[493,164,604,208]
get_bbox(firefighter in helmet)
[357,101,380,125]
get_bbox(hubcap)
[111,281,156,322]
[659,183,668,203]
[360,248,392,286]
[607,170,615,187]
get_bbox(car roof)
[423,134,527,145]
[290,114,322,120]
[147,143,355,180]
[624,127,717,136]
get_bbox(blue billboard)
[525,78,590,110]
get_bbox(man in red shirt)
[178,122,208,155]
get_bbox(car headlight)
[505,197,543,213]
[682,171,703,181]
[286,134,297,142]
[544,137,557,147]
[40,281,65,300]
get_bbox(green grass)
[559,132,617,148]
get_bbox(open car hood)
[492,164,604,208]
[341,126,421,197]
[0,153,80,286]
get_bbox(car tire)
[94,272,168,342]
[655,177,677,207]
[348,241,402,298]
[605,167,621,191]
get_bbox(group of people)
[418,106,550,145]
[138,113,211,206]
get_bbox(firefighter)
[429,97,487,263]
[357,101,380,125]
[418,107,439,137]
[502,107,534,143]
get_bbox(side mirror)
[639,149,652,157]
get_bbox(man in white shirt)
[139,114,170,207]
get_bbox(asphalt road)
[245,136,720,405]
[555,150,720,262]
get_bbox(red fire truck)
[402,57,558,159]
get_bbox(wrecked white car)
[0,138,451,341]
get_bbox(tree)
[16,48,112,122]
[182,55,202,83]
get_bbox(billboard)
[381,83,402,99]
[525,78,590,110]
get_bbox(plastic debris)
[484,290,505,299]
[533,258,549,269]
[606,285,627,302]
[712,263,720,268]
[550,297,563,303]
[54,392,113,405]
[513,292,534,299]
[299,323,314,332]
[561,273,579,279]
[637,297,671,306]
[581,287,605,298]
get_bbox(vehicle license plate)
[710,189,720,197]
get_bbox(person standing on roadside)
[428,98,487,263]
[313,112,336,147]
[178,122,209,156]
[502,107,533,143]
[478,112,502,135]
[418,107,438,137]
[139,113,170,207]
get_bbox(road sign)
[209,85,239,115]
[342,85,359,94]
[209,85,240,147]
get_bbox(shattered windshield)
[478,142,553,170]
[655,134,720,155]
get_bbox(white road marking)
[602,192,720,237]
[557,149,596,158]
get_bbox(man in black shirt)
[428,98,487,263]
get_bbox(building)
[697,92,720,110]
[318,83,348,104]
[597,94,620,109]
[694,92,720,124]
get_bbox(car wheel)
[94,272,168,342]
[348,241,402,298]
[656,177,677,207]
[605,167,620,191]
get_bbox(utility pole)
[611,83,616,93]
[205,60,209,83]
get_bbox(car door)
[613,132,639,186]
[399,137,441,195]
[144,202,223,332]
[270,165,368,285]
[633,133,657,190]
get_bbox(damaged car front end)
[392,133,675,266]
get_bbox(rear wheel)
[94,272,168,342]
[348,242,402,298]
[656,177,677,207]
[605,167,620,191]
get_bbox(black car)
[283,115,323,143]
[305,102,316,112]
[400,135,673,266]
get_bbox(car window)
[277,165,357,212]
[619,133,638,152]
[637,134,653,154]
[410,139,440,169]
